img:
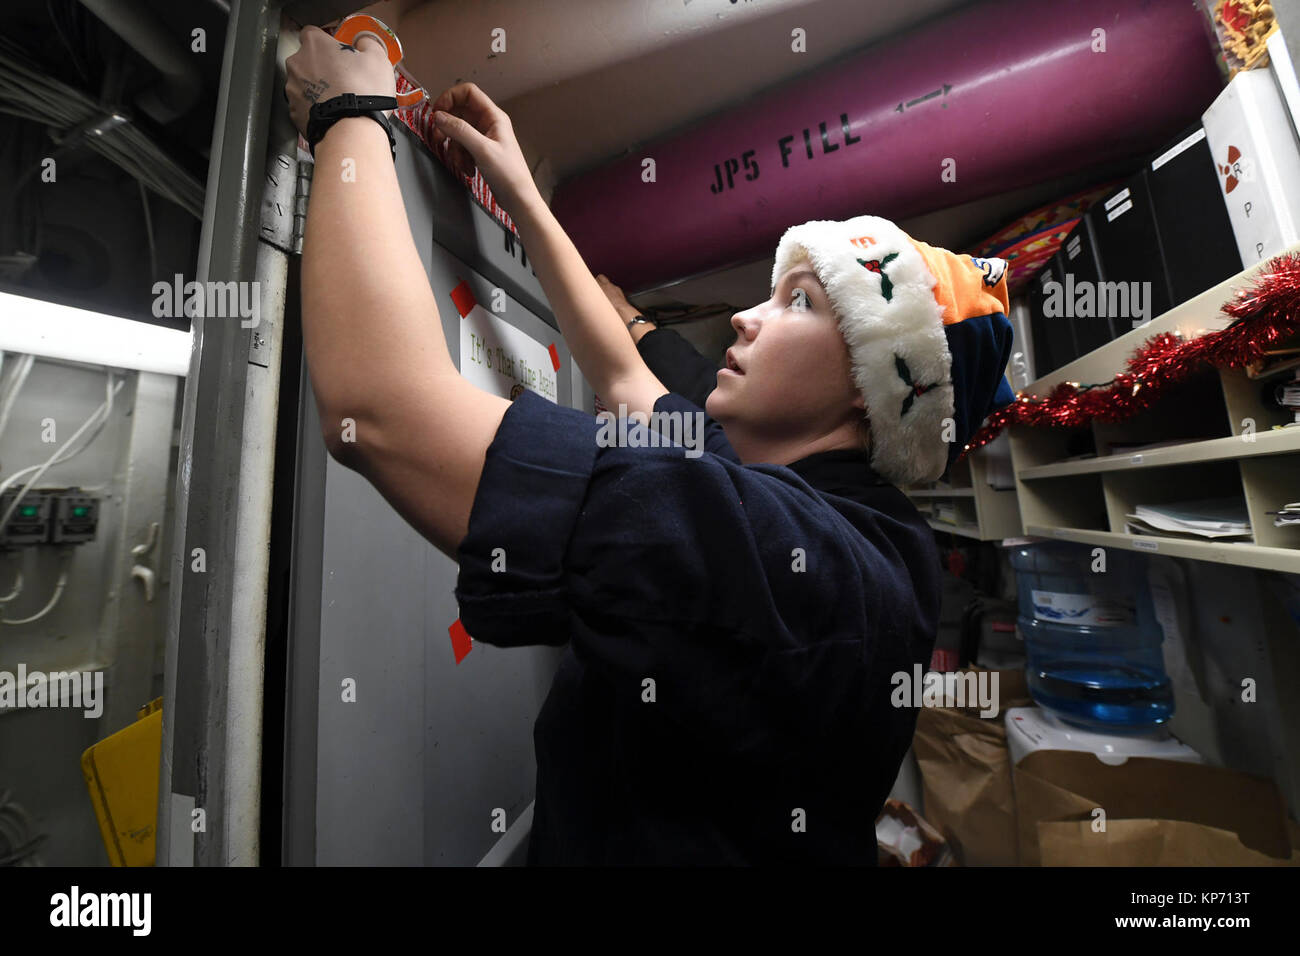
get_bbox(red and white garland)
[392,73,522,240]
[961,251,1300,456]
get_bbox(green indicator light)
[20,505,37,517]
[72,506,88,517]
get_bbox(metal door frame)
[157,0,356,867]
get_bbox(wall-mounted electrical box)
[0,488,99,547]
[53,490,99,544]
[0,490,52,546]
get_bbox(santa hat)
[771,215,1016,486]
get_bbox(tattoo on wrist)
[304,79,330,103]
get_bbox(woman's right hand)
[429,82,539,215]
[596,274,641,324]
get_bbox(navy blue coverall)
[454,326,943,864]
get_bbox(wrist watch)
[306,93,399,161]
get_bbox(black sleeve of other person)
[634,325,719,410]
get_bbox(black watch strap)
[306,93,399,161]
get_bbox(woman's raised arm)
[289,27,512,557]
[428,82,669,416]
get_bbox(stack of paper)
[1268,502,1300,528]
[1273,378,1300,424]
[934,502,958,525]
[1124,498,1252,540]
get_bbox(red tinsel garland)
[960,251,1300,457]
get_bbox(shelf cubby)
[1221,365,1298,437]
[1240,454,1300,550]
[904,439,1021,541]
[1008,242,1300,573]
[1018,473,1109,533]
[1092,370,1232,455]
[1100,460,1247,540]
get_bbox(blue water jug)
[1009,542,1173,732]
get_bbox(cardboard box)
[1202,67,1300,265]
[1012,749,1298,866]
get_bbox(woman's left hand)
[285,25,398,137]
[428,82,540,216]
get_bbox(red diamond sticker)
[448,617,473,664]
[450,280,477,319]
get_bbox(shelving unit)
[1008,243,1300,572]
[904,437,1022,541]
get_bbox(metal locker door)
[281,120,583,866]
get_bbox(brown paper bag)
[1039,819,1300,866]
[1014,749,1296,866]
[912,667,1032,866]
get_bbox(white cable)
[0,372,116,506]
[0,566,20,604]
[0,372,119,534]
[1,560,67,625]
[0,368,112,621]
[0,37,203,217]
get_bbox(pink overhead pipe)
[550,0,1224,293]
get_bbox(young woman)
[286,26,1014,864]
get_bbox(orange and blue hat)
[771,215,1016,485]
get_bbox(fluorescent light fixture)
[0,291,192,377]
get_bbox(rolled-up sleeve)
[454,390,602,646]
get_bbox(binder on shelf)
[1062,212,1117,355]
[1027,254,1078,376]
[1147,125,1243,307]
[1088,172,1173,337]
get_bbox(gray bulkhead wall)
[284,123,580,865]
